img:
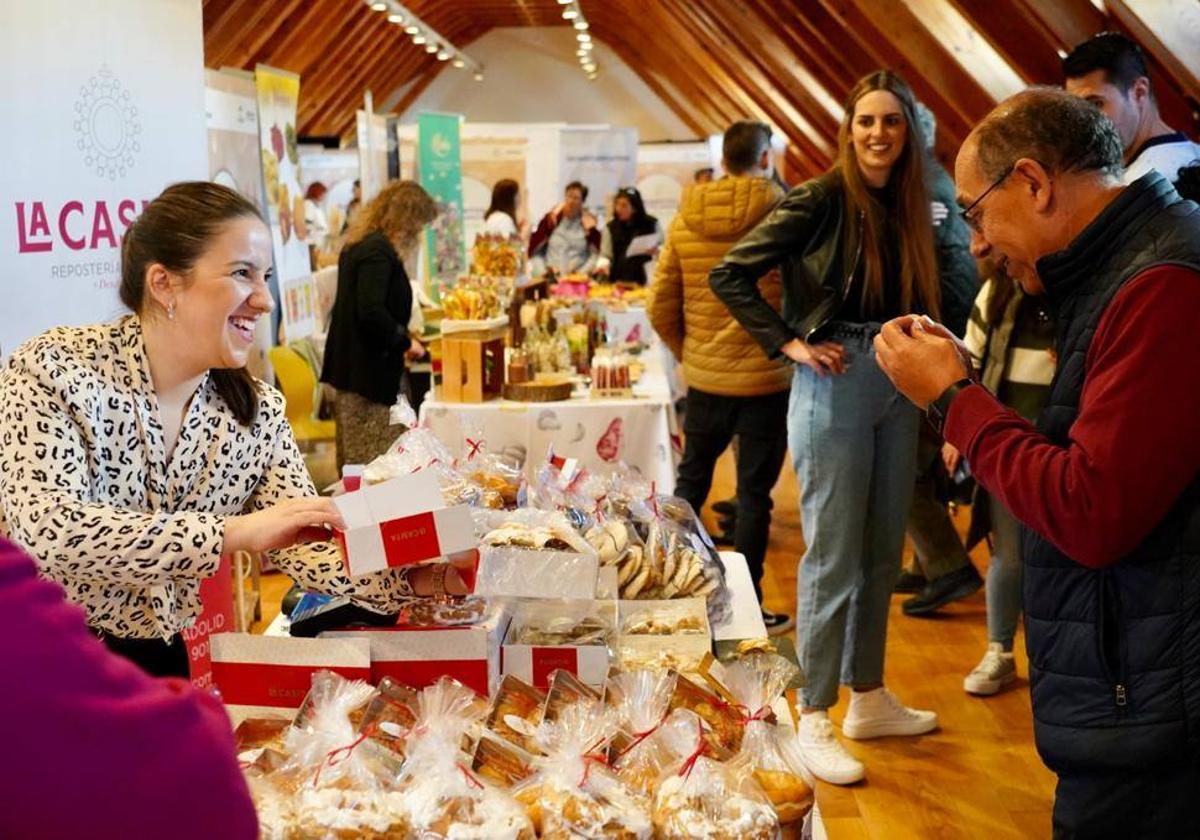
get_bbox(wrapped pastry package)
[652,709,781,840]
[512,699,652,839]
[472,508,600,599]
[706,653,815,824]
[606,669,677,796]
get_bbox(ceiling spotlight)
[452,57,465,68]
[473,71,484,81]
[583,63,596,72]
[574,20,588,30]
[563,8,578,18]
[369,1,387,11]
[581,41,594,50]
[557,0,572,4]
[412,34,426,44]
[405,24,419,33]
[387,13,405,24]
[425,42,438,53]
[437,49,451,60]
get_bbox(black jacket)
[320,231,413,406]
[1023,173,1200,775]
[709,171,861,355]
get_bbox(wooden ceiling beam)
[944,0,1064,85]
[296,14,410,125]
[1105,0,1200,131]
[204,0,275,68]
[216,0,307,70]
[743,0,858,100]
[250,0,357,71]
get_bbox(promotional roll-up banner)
[636,141,715,230]
[418,112,467,301]
[357,109,390,205]
[559,127,639,226]
[1,0,207,358]
[255,64,316,342]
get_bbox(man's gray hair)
[972,87,1123,181]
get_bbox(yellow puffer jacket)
[648,176,790,397]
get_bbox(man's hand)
[942,441,962,475]
[780,338,847,376]
[873,316,970,409]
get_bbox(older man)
[875,88,1200,838]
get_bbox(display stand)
[439,325,507,402]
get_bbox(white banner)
[0,0,207,358]
[636,142,715,230]
[559,127,639,226]
[357,109,390,205]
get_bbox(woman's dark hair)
[485,178,520,225]
[565,180,589,201]
[613,187,648,223]
[120,181,264,426]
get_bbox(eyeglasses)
[960,164,1014,233]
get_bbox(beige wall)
[386,27,695,143]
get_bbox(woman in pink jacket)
[0,537,256,839]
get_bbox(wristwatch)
[926,378,973,435]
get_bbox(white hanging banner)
[636,142,715,230]
[0,0,207,358]
[559,127,639,226]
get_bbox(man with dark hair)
[693,167,714,184]
[528,180,600,275]
[874,87,1200,837]
[648,120,792,633]
[1063,31,1200,185]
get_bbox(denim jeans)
[987,493,1024,648]
[789,323,921,709]
[674,388,789,604]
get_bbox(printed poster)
[559,127,639,225]
[0,0,206,358]
[255,64,316,341]
[636,141,714,230]
[418,111,466,299]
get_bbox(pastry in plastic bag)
[607,669,676,796]
[487,675,547,755]
[652,709,780,840]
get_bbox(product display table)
[420,353,680,491]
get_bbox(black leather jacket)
[708,171,862,357]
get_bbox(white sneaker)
[796,710,865,785]
[964,643,1017,696]
[841,687,938,740]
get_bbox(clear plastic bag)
[457,422,524,510]
[709,654,815,824]
[472,508,600,599]
[606,669,677,797]
[282,670,381,790]
[512,699,653,839]
[653,708,781,840]
[361,423,486,507]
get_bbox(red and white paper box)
[501,600,615,691]
[210,633,372,722]
[332,472,476,577]
[321,602,510,697]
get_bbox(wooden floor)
[256,445,1056,839]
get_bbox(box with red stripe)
[321,601,510,697]
[210,633,372,723]
[332,473,476,578]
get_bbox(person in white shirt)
[303,181,331,250]
[1063,32,1200,186]
[481,178,524,239]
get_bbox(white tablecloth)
[420,354,680,491]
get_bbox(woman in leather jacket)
[710,70,943,785]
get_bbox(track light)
[369,2,387,11]
[387,13,405,24]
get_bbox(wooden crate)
[439,326,507,402]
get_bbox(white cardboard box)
[501,600,616,690]
[321,601,510,697]
[332,473,476,577]
[210,632,372,724]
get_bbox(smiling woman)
[0,182,431,678]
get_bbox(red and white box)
[501,600,615,691]
[210,632,372,723]
[332,472,476,578]
[321,601,510,697]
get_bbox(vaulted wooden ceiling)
[202,0,1200,181]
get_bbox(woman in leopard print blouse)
[0,182,457,677]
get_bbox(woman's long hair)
[344,180,437,256]
[837,70,940,319]
[484,178,519,226]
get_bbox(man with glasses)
[874,88,1200,837]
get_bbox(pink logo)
[15,199,148,254]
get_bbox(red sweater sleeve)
[944,265,1200,568]
[0,539,257,840]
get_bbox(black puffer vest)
[1024,172,1200,775]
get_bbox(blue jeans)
[789,323,921,709]
[986,493,1024,648]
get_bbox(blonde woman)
[321,180,437,467]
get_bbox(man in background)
[1064,32,1200,186]
[649,121,792,633]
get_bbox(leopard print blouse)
[0,315,414,640]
